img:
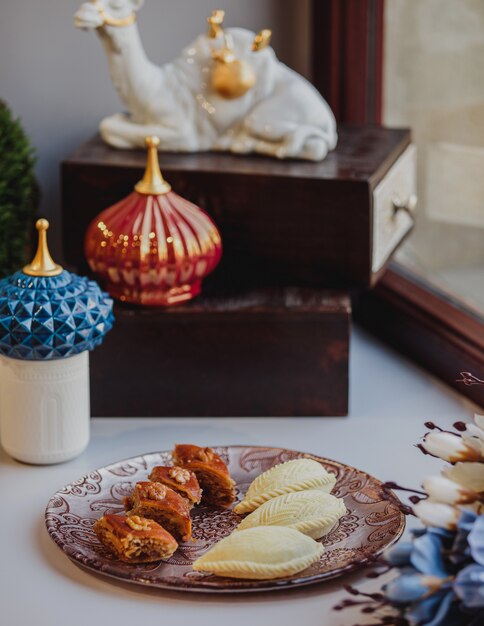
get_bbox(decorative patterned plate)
[45,446,405,593]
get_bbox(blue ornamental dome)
[0,219,114,360]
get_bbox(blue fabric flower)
[385,542,413,566]
[384,573,440,604]
[406,590,455,626]
[384,530,452,610]
[468,516,484,566]
[455,564,484,608]
[382,511,484,624]
[451,512,477,566]
[459,511,478,533]
[410,532,449,578]
[342,482,483,625]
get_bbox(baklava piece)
[93,514,178,564]
[125,481,192,542]
[148,465,202,508]
[172,444,236,507]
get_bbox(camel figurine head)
[74,0,144,30]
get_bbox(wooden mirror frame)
[312,0,484,407]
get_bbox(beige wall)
[384,0,484,273]
[0,0,311,258]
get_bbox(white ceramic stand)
[0,352,90,464]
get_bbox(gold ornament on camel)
[207,10,225,39]
[211,33,257,100]
[208,10,262,100]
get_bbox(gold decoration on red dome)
[84,136,222,306]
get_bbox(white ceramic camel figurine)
[74,1,338,161]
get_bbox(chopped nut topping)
[145,483,168,501]
[169,467,191,485]
[197,447,214,463]
[126,515,151,531]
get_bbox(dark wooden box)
[90,288,351,417]
[62,126,414,288]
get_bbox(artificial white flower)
[463,425,484,443]
[462,416,484,455]
[420,432,483,463]
[422,475,480,505]
[475,414,484,431]
[413,500,461,530]
[443,462,484,493]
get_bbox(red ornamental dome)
[84,137,222,306]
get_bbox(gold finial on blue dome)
[23,219,63,277]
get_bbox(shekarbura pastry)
[94,514,178,564]
[234,458,336,514]
[235,490,346,539]
[124,481,192,542]
[193,526,325,580]
[173,444,235,507]
[148,465,202,508]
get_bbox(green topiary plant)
[0,100,39,277]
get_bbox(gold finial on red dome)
[135,136,172,196]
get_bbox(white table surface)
[0,328,479,626]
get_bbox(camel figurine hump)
[74,1,338,161]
